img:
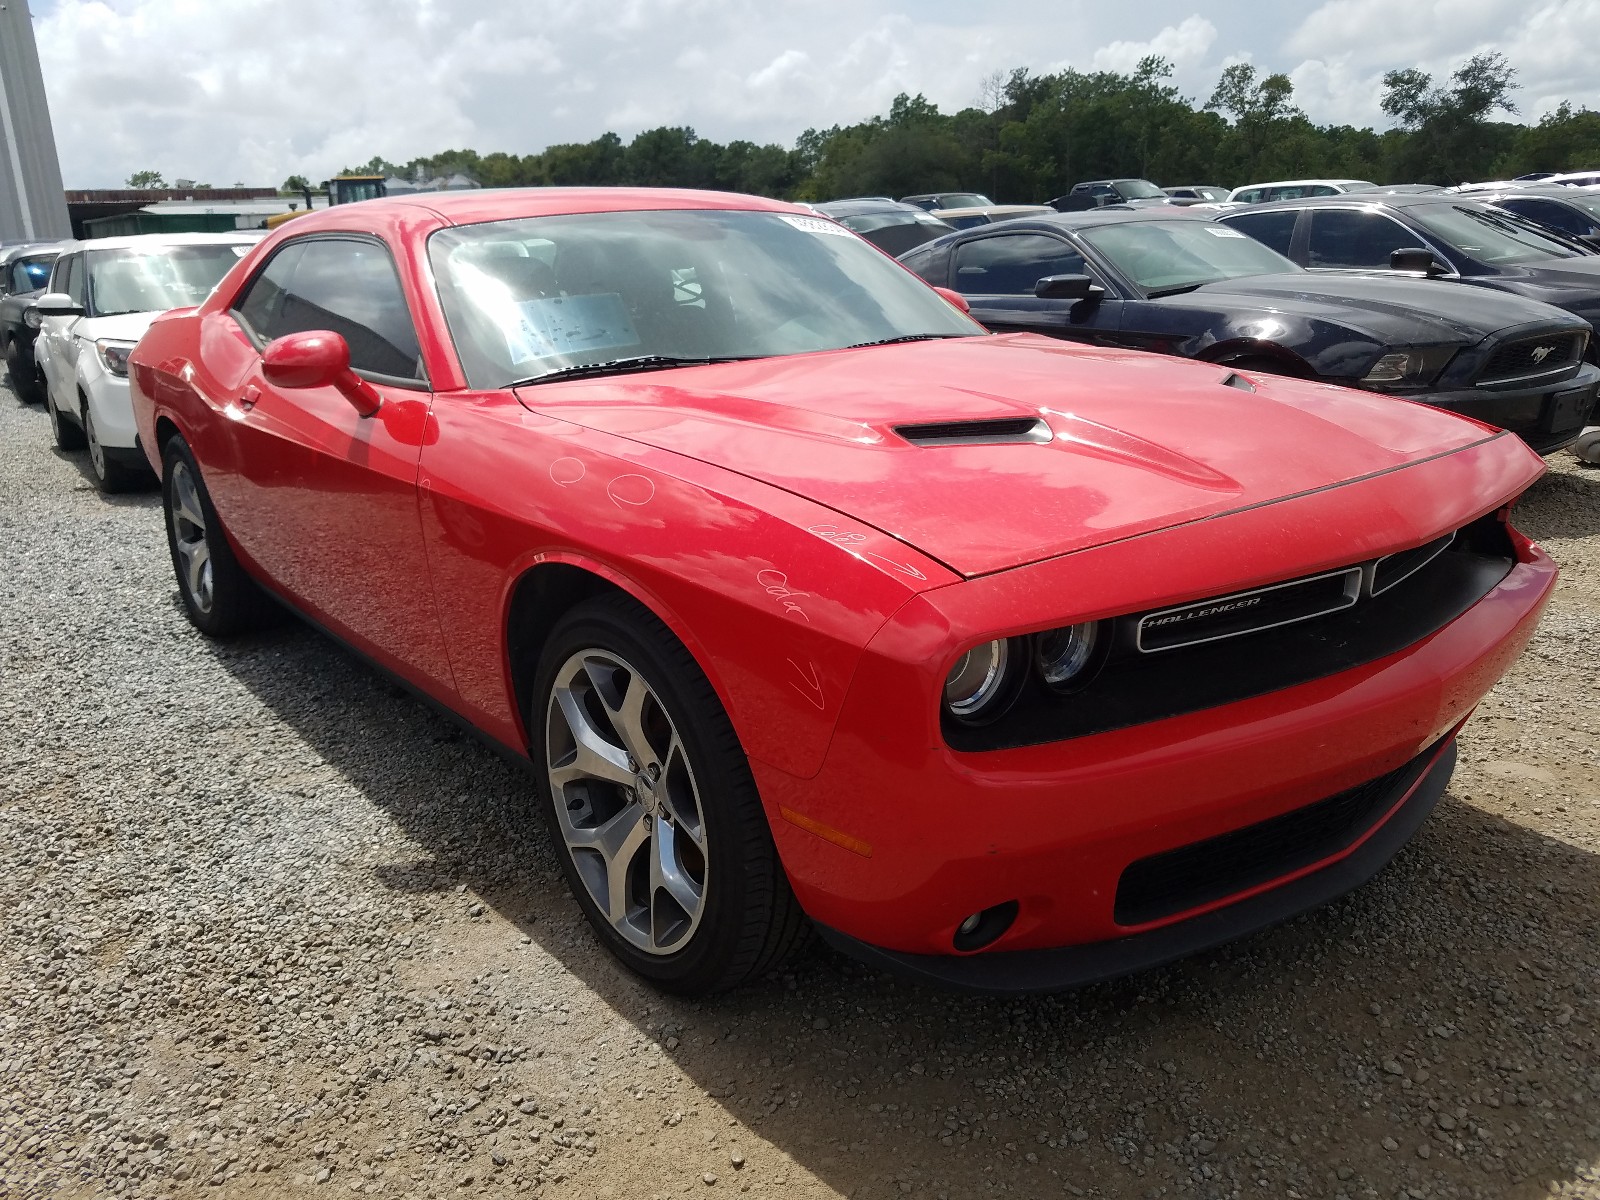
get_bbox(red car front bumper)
[754,538,1554,989]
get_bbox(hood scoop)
[894,416,1052,447]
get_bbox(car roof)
[0,240,70,263]
[1231,179,1373,190]
[923,208,1213,237]
[813,199,929,217]
[1230,192,1472,214]
[273,187,805,233]
[928,204,1055,217]
[65,232,260,252]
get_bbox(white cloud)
[1090,16,1218,75]
[1283,0,1600,127]
[24,0,1600,188]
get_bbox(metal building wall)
[0,0,70,242]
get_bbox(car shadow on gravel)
[45,445,161,506]
[200,606,1600,1200]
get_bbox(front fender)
[417,392,959,779]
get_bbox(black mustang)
[1217,193,1600,340]
[898,209,1599,454]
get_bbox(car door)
[211,234,456,692]
[950,232,1121,342]
[40,252,85,408]
[1301,208,1452,276]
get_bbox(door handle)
[238,385,260,410]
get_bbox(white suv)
[33,233,256,490]
[1226,179,1376,205]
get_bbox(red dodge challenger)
[130,188,1554,995]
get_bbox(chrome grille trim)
[1135,567,1363,654]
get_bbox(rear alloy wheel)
[532,595,807,994]
[82,397,145,493]
[47,390,85,450]
[161,434,276,637]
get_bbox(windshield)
[7,254,54,294]
[1410,203,1584,264]
[1080,221,1298,294]
[836,210,953,256]
[1115,181,1167,200]
[86,244,249,316]
[1553,193,1600,221]
[934,194,993,210]
[429,209,981,388]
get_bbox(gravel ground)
[1,378,1598,1200]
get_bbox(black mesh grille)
[1478,333,1585,385]
[1113,748,1434,927]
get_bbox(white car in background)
[1225,178,1376,205]
[33,233,256,491]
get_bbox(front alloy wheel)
[531,595,806,994]
[168,459,213,613]
[547,649,709,954]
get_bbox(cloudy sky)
[25,0,1600,188]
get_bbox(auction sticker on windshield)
[507,293,640,363]
[781,215,856,237]
[1206,227,1248,237]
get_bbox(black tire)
[530,593,808,994]
[47,390,85,450]
[5,337,42,405]
[160,433,277,637]
[82,396,148,493]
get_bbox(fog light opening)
[951,900,1019,952]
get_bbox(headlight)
[943,639,1022,724]
[1035,622,1099,690]
[23,308,41,330]
[96,339,136,378]
[1361,345,1457,386]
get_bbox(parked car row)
[0,187,1570,998]
[2,233,259,490]
[898,207,1599,455]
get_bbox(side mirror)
[1035,273,1103,301]
[933,286,971,314]
[1390,247,1449,276]
[33,291,83,317]
[261,330,382,417]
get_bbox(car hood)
[1184,273,1573,343]
[77,312,160,342]
[516,335,1498,577]
[1478,258,1600,320]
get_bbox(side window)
[954,234,1088,295]
[234,238,424,381]
[1223,210,1299,257]
[1236,189,1262,205]
[233,242,304,343]
[1306,210,1417,269]
[62,255,86,305]
[1307,185,1338,197]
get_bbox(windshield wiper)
[512,354,762,386]
[840,334,969,350]
[1146,283,1206,298]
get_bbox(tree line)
[308,52,1600,204]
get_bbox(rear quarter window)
[1222,210,1299,257]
